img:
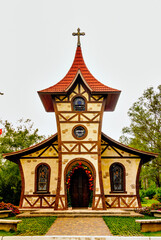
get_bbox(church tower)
[38,28,121,209]
[4,29,157,210]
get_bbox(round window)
[73,125,87,139]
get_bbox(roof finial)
[72,28,85,46]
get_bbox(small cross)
[72,28,85,46]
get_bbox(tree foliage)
[0,119,45,205]
[120,85,161,187]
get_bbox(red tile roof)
[39,46,120,93]
[38,45,121,112]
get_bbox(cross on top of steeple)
[72,28,85,46]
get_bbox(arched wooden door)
[69,168,90,208]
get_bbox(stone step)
[17,209,143,218]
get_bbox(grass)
[103,216,157,236]
[143,231,161,236]
[1,216,57,236]
[141,199,160,207]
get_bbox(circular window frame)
[72,124,88,140]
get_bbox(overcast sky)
[0,0,160,141]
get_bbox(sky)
[0,0,160,141]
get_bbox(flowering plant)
[66,162,93,190]
[0,202,20,216]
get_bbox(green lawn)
[141,199,160,207]
[103,216,159,236]
[0,216,57,236]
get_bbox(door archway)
[65,159,96,208]
[69,168,90,207]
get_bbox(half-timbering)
[4,29,157,210]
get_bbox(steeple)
[38,30,121,112]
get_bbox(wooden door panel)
[69,168,90,207]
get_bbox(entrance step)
[17,208,143,218]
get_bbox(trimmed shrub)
[0,202,20,216]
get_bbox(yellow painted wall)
[60,123,99,142]
[101,156,140,195]
[21,158,58,195]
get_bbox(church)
[4,29,157,210]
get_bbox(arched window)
[110,163,125,192]
[35,164,50,193]
[73,97,86,111]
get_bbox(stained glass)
[37,165,49,192]
[73,97,85,111]
[74,126,86,138]
[111,163,123,191]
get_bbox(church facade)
[4,29,156,210]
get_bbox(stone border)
[0,236,161,240]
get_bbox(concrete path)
[46,217,112,236]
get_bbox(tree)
[0,119,45,205]
[120,85,161,188]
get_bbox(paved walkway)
[46,217,112,236]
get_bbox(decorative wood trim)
[105,195,138,208]
[52,97,62,210]
[18,159,24,208]
[110,146,123,157]
[101,144,109,154]
[60,142,98,154]
[136,159,143,208]
[61,141,98,143]
[58,111,102,113]
[105,194,137,197]
[23,194,56,208]
[56,101,103,104]
[21,157,58,159]
[101,156,140,159]
[59,120,100,124]
[97,97,106,210]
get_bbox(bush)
[145,188,156,199]
[151,202,161,210]
[139,189,146,202]
[135,207,152,216]
[0,202,20,216]
[156,188,161,202]
[135,202,161,216]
